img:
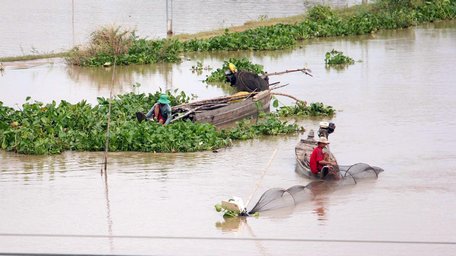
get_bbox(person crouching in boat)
[310,137,337,178]
[145,93,172,125]
[224,63,269,92]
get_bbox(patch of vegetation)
[325,49,355,66]
[0,89,312,155]
[69,26,183,66]
[0,52,67,63]
[0,90,186,154]
[191,61,212,75]
[214,203,242,217]
[275,101,335,117]
[222,115,302,141]
[204,57,265,83]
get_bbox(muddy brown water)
[1,20,456,256]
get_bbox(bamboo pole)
[72,0,75,47]
[269,83,289,90]
[102,57,116,174]
[166,0,173,35]
[271,92,306,104]
[264,67,313,77]
[170,105,204,123]
[172,93,254,110]
[173,83,284,111]
[100,28,131,173]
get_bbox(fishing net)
[248,181,323,214]
[248,163,383,214]
[339,163,384,181]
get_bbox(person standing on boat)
[310,137,336,178]
[145,93,172,125]
[225,63,269,92]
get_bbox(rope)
[0,233,454,245]
[245,148,278,208]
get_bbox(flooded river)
[0,0,361,58]
[1,9,456,256]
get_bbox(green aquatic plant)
[325,49,355,66]
[0,89,312,155]
[214,203,239,217]
[191,61,213,75]
[222,115,301,141]
[0,90,189,154]
[276,101,335,117]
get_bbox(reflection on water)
[0,150,193,185]
[215,216,247,233]
[65,62,179,93]
[312,198,328,221]
[0,55,237,107]
[102,169,114,252]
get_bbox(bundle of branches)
[171,91,258,122]
[171,81,307,123]
[172,81,292,111]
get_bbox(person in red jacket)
[309,137,336,178]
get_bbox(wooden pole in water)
[102,57,116,174]
[72,0,75,47]
[166,0,173,35]
[101,28,132,173]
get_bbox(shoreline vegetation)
[1,0,455,63]
[67,0,456,66]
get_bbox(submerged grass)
[0,52,67,62]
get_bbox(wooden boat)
[172,90,271,127]
[295,130,340,180]
[296,128,384,183]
